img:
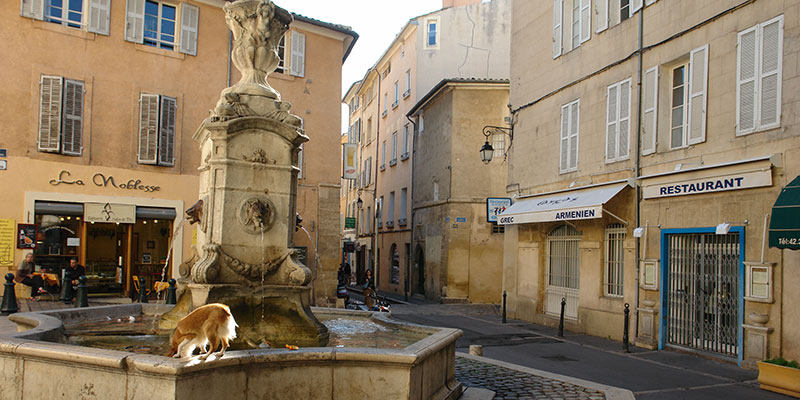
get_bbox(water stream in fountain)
[299,226,330,305]
[157,218,188,303]
[260,225,266,320]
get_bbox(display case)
[85,260,123,294]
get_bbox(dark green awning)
[769,175,800,250]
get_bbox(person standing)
[15,252,45,300]
[63,258,85,303]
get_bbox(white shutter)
[569,101,579,170]
[158,96,176,166]
[560,104,569,172]
[138,94,159,164]
[618,80,630,159]
[595,0,608,33]
[580,0,591,43]
[61,79,84,156]
[642,66,658,155]
[88,0,111,35]
[298,144,304,178]
[38,76,62,152]
[759,16,783,129]
[290,31,306,77]
[687,44,708,145]
[21,0,43,20]
[125,0,145,43]
[553,0,563,58]
[737,26,757,135]
[606,85,618,162]
[631,0,643,14]
[180,4,199,56]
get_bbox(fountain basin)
[2,304,462,400]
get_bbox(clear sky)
[272,0,442,133]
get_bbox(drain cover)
[541,355,577,362]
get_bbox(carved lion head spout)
[244,199,270,228]
[185,199,204,225]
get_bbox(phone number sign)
[486,197,512,223]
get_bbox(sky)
[272,0,442,132]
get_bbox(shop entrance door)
[664,232,740,359]
[84,223,126,295]
[545,225,580,320]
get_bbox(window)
[670,64,688,149]
[641,66,658,155]
[492,133,506,158]
[425,18,439,48]
[393,81,399,108]
[605,224,625,297]
[275,35,286,73]
[390,132,397,165]
[400,188,407,222]
[366,118,373,143]
[290,30,306,77]
[388,192,395,227]
[560,99,580,173]
[669,45,708,149]
[390,244,400,284]
[620,0,630,22]
[433,181,439,201]
[381,141,386,169]
[362,157,372,186]
[492,224,505,234]
[378,196,384,227]
[38,75,84,156]
[402,124,410,158]
[383,94,388,117]
[553,0,589,57]
[138,93,176,166]
[125,0,198,55]
[606,78,631,162]
[22,0,110,34]
[404,70,411,98]
[366,206,371,233]
[737,15,783,135]
[552,0,562,58]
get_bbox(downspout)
[634,5,644,340]
[373,73,382,289]
[406,114,417,302]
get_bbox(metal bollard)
[138,277,148,303]
[502,290,507,323]
[59,275,70,302]
[623,303,630,353]
[558,297,566,337]
[469,345,483,356]
[75,276,89,308]
[165,278,177,305]
[1,273,19,315]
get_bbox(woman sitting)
[15,252,45,301]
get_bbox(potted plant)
[758,357,800,398]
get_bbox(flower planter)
[758,361,800,398]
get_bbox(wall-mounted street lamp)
[479,112,516,164]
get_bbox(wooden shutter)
[560,103,569,172]
[737,26,757,134]
[290,31,306,77]
[687,45,708,145]
[158,96,176,166]
[580,0,591,43]
[61,79,84,156]
[553,0,563,58]
[759,16,783,129]
[21,0,44,20]
[642,66,658,155]
[569,101,579,170]
[138,94,159,164]
[88,0,111,35]
[631,0,643,14]
[180,4,199,56]
[618,80,630,159]
[596,0,608,33]
[125,0,145,43]
[38,76,62,152]
[606,84,618,162]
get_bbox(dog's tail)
[223,312,238,340]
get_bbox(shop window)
[132,218,174,299]
[138,93,176,166]
[33,213,82,276]
[604,224,625,297]
[38,76,84,156]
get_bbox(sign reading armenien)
[642,169,771,199]
[84,203,136,224]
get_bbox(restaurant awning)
[769,175,800,250]
[498,182,630,225]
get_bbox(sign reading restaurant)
[642,169,771,199]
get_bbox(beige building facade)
[0,1,355,305]
[504,0,800,366]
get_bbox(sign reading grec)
[643,169,771,199]
[498,206,601,225]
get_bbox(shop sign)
[499,206,602,225]
[84,203,136,224]
[49,170,161,192]
[643,170,771,199]
[486,197,512,223]
[17,224,37,249]
[344,217,356,229]
[342,143,357,180]
[0,219,15,267]
[0,160,6,171]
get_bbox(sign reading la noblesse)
[643,169,772,199]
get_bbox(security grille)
[545,225,581,320]
[605,224,626,297]
[665,232,739,358]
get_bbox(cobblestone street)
[456,356,606,400]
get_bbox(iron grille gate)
[665,233,739,357]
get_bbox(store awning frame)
[768,175,800,250]
[498,182,631,225]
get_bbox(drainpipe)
[634,5,644,340]
[406,114,418,302]
[373,72,382,289]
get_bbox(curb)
[456,352,635,400]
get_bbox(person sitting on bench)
[15,252,45,301]
[62,258,85,303]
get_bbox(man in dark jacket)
[62,258,85,302]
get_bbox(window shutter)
[737,26,757,134]
[298,144,304,179]
[21,0,44,20]
[180,4,199,56]
[138,94,159,164]
[61,79,84,156]
[38,76,63,153]
[580,0,591,43]
[290,31,306,77]
[553,0,562,58]
[618,80,630,159]
[631,0,643,14]
[596,0,608,33]
[560,104,569,172]
[158,96,176,166]
[88,0,111,35]
[569,101,579,170]
[687,45,708,145]
[759,16,783,129]
[125,0,145,43]
[642,66,658,155]
[606,85,618,162]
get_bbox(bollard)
[59,274,71,303]
[558,297,566,337]
[502,290,507,323]
[75,276,89,308]
[623,303,630,353]
[469,345,483,356]
[138,277,148,303]
[165,278,177,305]
[1,273,19,315]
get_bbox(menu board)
[0,219,14,267]
[17,224,37,249]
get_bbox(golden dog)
[168,303,238,360]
